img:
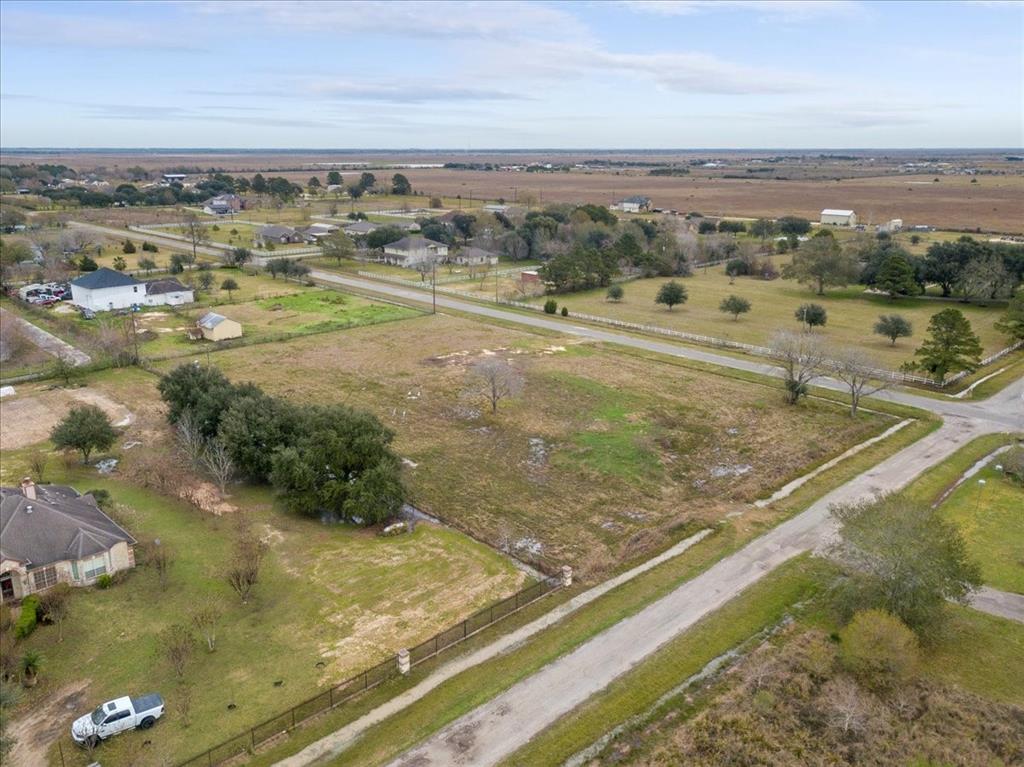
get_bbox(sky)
[1,0,1022,149]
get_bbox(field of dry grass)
[147,313,889,572]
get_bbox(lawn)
[1,391,527,766]
[149,312,892,571]
[527,263,1011,370]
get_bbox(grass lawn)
[2,433,526,766]
[527,263,1010,370]
[900,433,1023,593]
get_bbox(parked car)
[71,693,165,747]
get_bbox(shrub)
[13,596,39,639]
[543,299,558,314]
[1002,446,1024,485]
[839,609,919,691]
[86,488,111,509]
[95,574,113,590]
[561,306,569,317]
[725,258,750,277]
[606,284,624,302]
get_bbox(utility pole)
[432,259,437,314]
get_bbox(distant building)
[255,225,304,246]
[195,312,242,342]
[202,194,244,215]
[297,222,339,242]
[1,479,136,602]
[143,278,194,306]
[820,209,857,227]
[878,219,903,234]
[161,173,187,186]
[343,221,379,237]
[381,236,449,267]
[611,196,651,213]
[451,246,499,266]
[483,204,510,214]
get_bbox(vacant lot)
[529,264,1010,370]
[153,312,890,570]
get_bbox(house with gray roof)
[611,196,652,213]
[255,224,303,246]
[70,267,196,311]
[1,479,136,602]
[381,236,449,267]
[451,246,499,266]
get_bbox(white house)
[820,209,857,227]
[70,268,146,311]
[611,196,652,213]
[70,268,195,311]
[451,246,499,266]
[381,236,449,267]
[297,222,339,242]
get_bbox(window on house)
[32,566,58,591]
[83,557,107,580]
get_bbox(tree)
[112,256,128,272]
[749,218,777,240]
[838,609,919,692]
[307,176,321,190]
[429,196,443,208]
[543,298,558,314]
[466,357,524,414]
[158,363,245,439]
[829,493,981,636]
[994,292,1024,341]
[140,539,175,590]
[655,280,688,310]
[38,584,71,642]
[225,523,269,603]
[830,347,890,417]
[218,392,299,482]
[958,252,1013,300]
[202,439,235,494]
[251,173,267,194]
[391,173,412,195]
[215,277,238,302]
[365,226,404,250]
[923,240,973,297]
[873,314,913,345]
[190,601,221,652]
[160,624,196,677]
[320,230,355,264]
[122,239,136,255]
[769,329,827,404]
[326,170,342,186]
[358,172,376,192]
[169,253,186,274]
[27,450,47,483]
[874,254,918,298]
[794,302,827,329]
[226,247,251,268]
[50,353,80,387]
[50,405,116,463]
[197,270,215,292]
[181,213,207,265]
[719,294,751,320]
[911,308,982,384]
[606,284,624,302]
[138,256,157,274]
[781,235,859,295]
[777,216,811,236]
[269,404,403,524]
[78,254,99,272]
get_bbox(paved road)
[390,385,1022,767]
[68,220,224,258]
[0,307,91,366]
[310,270,1022,428]
[969,586,1024,623]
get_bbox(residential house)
[143,278,195,306]
[612,196,652,213]
[343,221,379,237]
[483,204,510,214]
[0,479,136,602]
[381,236,449,267]
[70,268,146,311]
[196,312,243,341]
[161,173,187,186]
[820,209,857,227]
[451,246,499,266]
[202,194,244,215]
[297,222,339,243]
[255,225,304,246]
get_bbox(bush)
[725,257,750,277]
[839,609,919,691]
[95,574,113,590]
[86,488,111,509]
[606,284,624,302]
[1002,446,1024,485]
[561,306,569,317]
[13,596,39,639]
[543,299,558,314]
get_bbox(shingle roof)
[258,225,296,238]
[385,236,444,252]
[71,267,141,290]
[343,221,378,234]
[145,278,190,295]
[0,485,135,568]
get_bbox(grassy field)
[0,369,528,766]
[145,311,891,571]
[529,263,1010,370]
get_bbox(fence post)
[252,727,256,750]
[397,648,411,675]
[561,565,573,588]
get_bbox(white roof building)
[820,209,857,227]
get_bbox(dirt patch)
[0,386,133,450]
[6,679,90,767]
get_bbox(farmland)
[149,311,893,571]
[526,263,1012,370]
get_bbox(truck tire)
[139,716,156,730]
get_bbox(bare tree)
[465,357,524,414]
[174,412,206,466]
[829,347,892,417]
[201,439,235,494]
[824,678,870,735]
[225,524,269,603]
[27,450,48,483]
[768,329,828,404]
[177,683,194,728]
[141,539,175,590]
[190,601,221,652]
[38,583,71,642]
[181,213,208,265]
[160,624,196,677]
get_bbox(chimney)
[20,477,36,501]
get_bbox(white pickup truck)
[71,693,165,747]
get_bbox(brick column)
[397,648,410,675]
[561,565,573,588]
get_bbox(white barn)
[70,268,145,311]
[820,209,857,227]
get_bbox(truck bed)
[130,693,164,714]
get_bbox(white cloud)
[0,9,205,51]
[619,1,861,18]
